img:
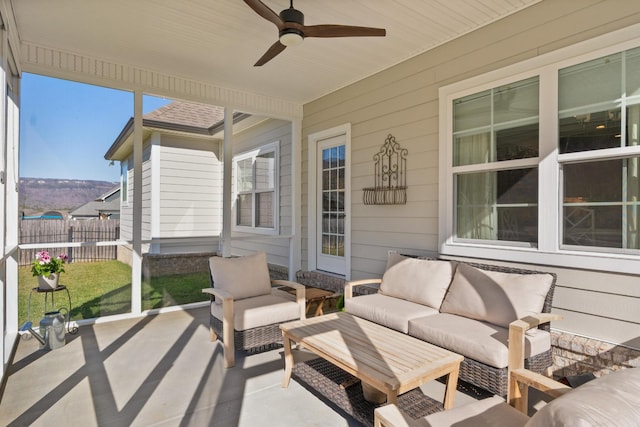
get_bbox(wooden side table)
[280,285,336,316]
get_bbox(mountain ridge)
[19,177,119,216]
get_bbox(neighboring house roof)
[96,185,120,202]
[70,186,120,218]
[104,100,249,160]
[144,100,226,130]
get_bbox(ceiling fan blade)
[254,41,287,66]
[303,25,386,38]
[243,0,284,30]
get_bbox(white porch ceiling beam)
[19,41,303,120]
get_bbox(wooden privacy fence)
[19,219,120,266]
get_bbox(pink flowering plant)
[31,251,68,276]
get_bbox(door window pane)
[321,145,346,257]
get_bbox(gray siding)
[230,118,292,268]
[301,0,640,347]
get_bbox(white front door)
[316,134,348,275]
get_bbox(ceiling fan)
[244,0,386,66]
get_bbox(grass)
[18,260,210,326]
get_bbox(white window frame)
[439,24,640,274]
[232,140,279,235]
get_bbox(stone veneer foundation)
[142,252,289,280]
[551,331,640,379]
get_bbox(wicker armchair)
[202,252,305,368]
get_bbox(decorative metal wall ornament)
[363,134,408,205]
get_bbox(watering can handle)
[58,307,71,329]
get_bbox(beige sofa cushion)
[440,263,553,328]
[209,252,272,302]
[345,293,439,333]
[408,313,550,369]
[210,293,300,331]
[527,368,640,427]
[380,258,456,310]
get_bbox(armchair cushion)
[210,293,301,331]
[380,258,456,310]
[527,368,640,427]
[440,263,553,328]
[209,252,272,303]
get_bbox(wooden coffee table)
[280,312,463,408]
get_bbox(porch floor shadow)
[1,306,519,426]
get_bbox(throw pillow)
[380,258,456,310]
[440,263,553,328]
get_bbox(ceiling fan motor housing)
[280,7,303,25]
[279,7,304,43]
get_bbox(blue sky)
[20,73,170,182]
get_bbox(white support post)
[221,108,233,257]
[289,119,302,281]
[131,91,143,314]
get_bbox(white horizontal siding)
[157,237,220,255]
[158,135,222,239]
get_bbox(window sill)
[440,242,640,275]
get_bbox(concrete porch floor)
[0,306,487,426]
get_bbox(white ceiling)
[10,0,541,104]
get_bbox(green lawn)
[19,260,210,326]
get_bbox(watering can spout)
[20,321,47,346]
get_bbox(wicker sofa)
[344,254,557,397]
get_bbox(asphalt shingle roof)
[144,100,225,131]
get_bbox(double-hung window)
[440,33,640,273]
[233,141,279,233]
[453,77,539,245]
[558,49,640,251]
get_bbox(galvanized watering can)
[20,308,68,351]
